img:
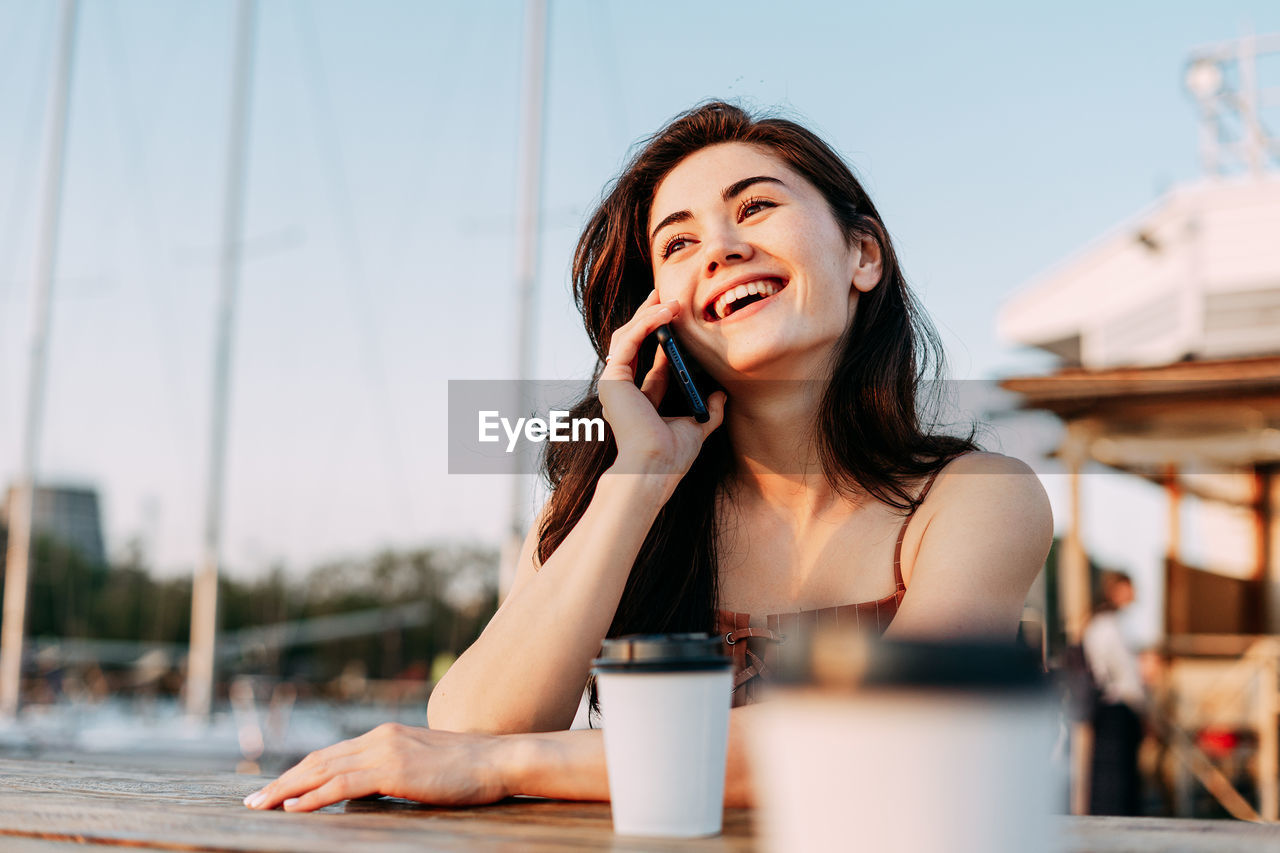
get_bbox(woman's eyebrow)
[721,175,785,202]
[649,176,787,246]
[649,209,692,246]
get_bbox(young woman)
[243,101,1052,812]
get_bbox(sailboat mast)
[186,0,258,721]
[500,0,549,599]
[0,0,80,720]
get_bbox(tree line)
[0,528,499,684]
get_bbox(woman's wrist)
[490,731,580,799]
[598,462,677,506]
[490,709,758,805]
[490,733,540,798]
[490,729,610,801]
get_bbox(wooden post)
[1162,464,1198,816]
[1062,427,1092,643]
[1259,641,1279,822]
[1256,465,1273,633]
[1062,425,1093,815]
[1165,466,1186,636]
[1166,465,1182,565]
[1270,464,1280,684]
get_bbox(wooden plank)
[0,791,755,852]
[1059,816,1280,851]
[3,759,1279,851]
[0,759,753,852]
[0,840,116,852]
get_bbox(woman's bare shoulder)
[938,449,1038,479]
[890,451,1053,638]
[908,451,1049,559]
[924,451,1044,509]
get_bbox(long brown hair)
[539,101,977,723]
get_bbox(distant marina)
[0,695,426,775]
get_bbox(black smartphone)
[653,325,710,423]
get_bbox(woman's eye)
[661,235,693,258]
[739,197,775,219]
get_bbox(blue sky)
[1,1,1277,639]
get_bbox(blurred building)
[999,172,1280,639]
[997,32,1280,820]
[1,484,106,567]
[1001,175,1280,370]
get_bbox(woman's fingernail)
[246,791,266,808]
[283,798,300,809]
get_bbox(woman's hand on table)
[242,723,517,812]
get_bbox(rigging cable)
[291,0,418,541]
[102,0,200,506]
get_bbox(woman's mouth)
[706,277,788,321]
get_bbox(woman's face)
[646,142,881,382]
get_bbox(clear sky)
[2,0,1277,639]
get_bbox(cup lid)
[776,629,1046,693]
[858,638,1045,690]
[592,632,731,672]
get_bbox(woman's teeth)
[713,279,782,320]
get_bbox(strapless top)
[715,468,940,707]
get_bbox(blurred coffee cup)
[746,628,1059,853]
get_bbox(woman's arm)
[885,452,1053,640]
[428,292,726,734]
[244,706,761,811]
[427,471,671,734]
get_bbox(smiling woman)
[244,101,1052,813]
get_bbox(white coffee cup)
[746,635,1060,853]
[592,633,733,837]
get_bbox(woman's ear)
[851,233,883,294]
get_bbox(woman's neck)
[720,378,854,519]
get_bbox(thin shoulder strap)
[892,468,943,592]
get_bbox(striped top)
[716,469,942,707]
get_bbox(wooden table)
[2,758,1279,851]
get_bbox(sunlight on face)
[647,143,877,383]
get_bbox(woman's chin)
[719,360,823,388]
[718,340,833,384]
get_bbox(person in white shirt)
[1083,570,1146,815]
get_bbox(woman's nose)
[704,229,753,275]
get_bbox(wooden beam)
[1110,464,1260,511]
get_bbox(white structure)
[1001,31,1280,369]
[999,174,1280,369]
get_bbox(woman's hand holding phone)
[598,289,725,486]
